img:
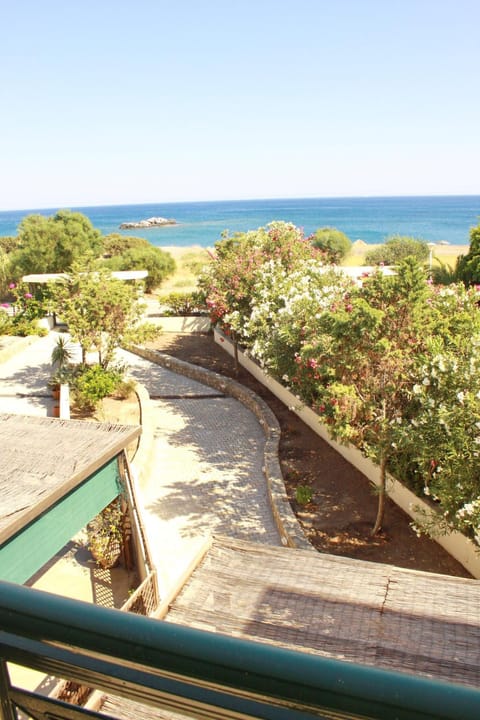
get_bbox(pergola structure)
[0,413,144,586]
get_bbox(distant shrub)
[311,227,351,263]
[104,246,176,292]
[102,233,151,257]
[365,235,429,266]
[456,222,480,285]
[159,291,207,315]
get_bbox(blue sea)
[0,196,479,247]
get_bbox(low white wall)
[157,316,211,333]
[214,327,480,578]
[59,383,70,420]
[37,315,55,331]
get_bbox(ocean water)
[0,196,479,247]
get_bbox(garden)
[198,220,480,553]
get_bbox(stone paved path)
[118,349,282,595]
[0,333,59,416]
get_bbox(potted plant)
[87,499,124,569]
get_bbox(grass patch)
[156,246,212,296]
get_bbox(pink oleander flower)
[1,303,9,308]
[24,292,33,299]
[8,283,15,289]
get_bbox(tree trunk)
[371,453,387,536]
[232,330,239,377]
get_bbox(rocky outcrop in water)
[119,216,177,229]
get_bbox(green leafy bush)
[311,227,351,263]
[456,222,480,285]
[159,291,207,315]
[104,246,176,292]
[102,233,151,257]
[365,235,429,266]
[10,210,102,278]
[295,485,313,505]
[72,364,124,410]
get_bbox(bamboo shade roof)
[165,536,480,689]
[0,413,140,544]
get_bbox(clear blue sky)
[1,0,479,210]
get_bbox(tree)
[295,258,432,535]
[365,235,429,266]
[49,265,159,367]
[104,246,175,292]
[10,210,103,278]
[311,227,351,263]
[456,222,480,285]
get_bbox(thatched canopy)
[165,536,480,689]
[0,413,140,544]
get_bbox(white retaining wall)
[214,327,480,578]
[156,316,211,333]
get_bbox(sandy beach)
[348,240,469,260]
[162,242,469,267]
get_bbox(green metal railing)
[0,579,479,720]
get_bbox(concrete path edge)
[128,344,313,551]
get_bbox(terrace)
[1,367,480,719]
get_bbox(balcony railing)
[1,579,479,720]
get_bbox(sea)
[0,196,479,248]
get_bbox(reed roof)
[166,535,480,689]
[0,413,140,544]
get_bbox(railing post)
[0,660,16,720]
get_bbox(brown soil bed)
[147,332,472,578]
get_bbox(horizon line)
[2,192,480,214]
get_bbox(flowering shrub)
[199,222,319,328]
[391,285,480,542]
[0,282,48,336]
[205,231,480,543]
[243,261,353,383]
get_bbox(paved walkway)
[117,348,282,595]
[0,333,60,416]
[0,334,283,598]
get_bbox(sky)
[1,0,480,210]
